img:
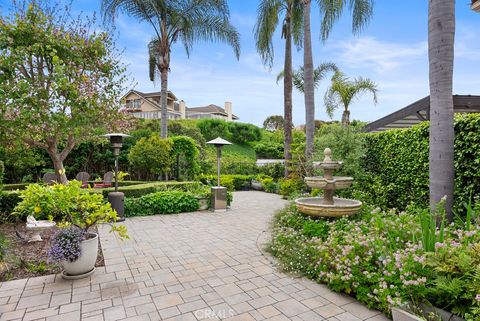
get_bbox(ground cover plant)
[270,202,480,320]
[125,191,200,216]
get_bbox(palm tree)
[255,0,303,178]
[102,0,240,138]
[276,63,338,93]
[299,0,374,157]
[428,0,455,220]
[324,71,378,127]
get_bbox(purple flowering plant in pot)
[34,181,129,279]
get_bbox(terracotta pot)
[61,233,98,279]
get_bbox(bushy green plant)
[278,178,305,198]
[199,174,254,191]
[171,136,200,180]
[13,181,127,237]
[196,119,231,141]
[0,191,21,221]
[94,181,201,198]
[361,114,480,213]
[125,191,199,216]
[228,122,262,144]
[0,232,8,262]
[0,161,4,189]
[128,135,173,180]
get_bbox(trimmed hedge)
[91,181,201,198]
[125,191,199,216]
[0,191,21,222]
[361,113,480,211]
[199,174,254,191]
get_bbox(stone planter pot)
[392,304,465,321]
[197,197,209,210]
[391,307,424,321]
[251,180,263,191]
[61,233,98,280]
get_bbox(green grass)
[205,143,256,162]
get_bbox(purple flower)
[48,227,86,263]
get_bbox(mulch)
[0,223,104,282]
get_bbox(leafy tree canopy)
[0,2,130,183]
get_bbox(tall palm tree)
[276,63,338,93]
[255,0,303,178]
[295,0,374,156]
[428,0,455,220]
[324,71,378,127]
[102,0,240,138]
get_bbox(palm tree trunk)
[341,109,350,127]
[428,0,455,221]
[160,69,168,138]
[283,17,293,178]
[303,0,315,159]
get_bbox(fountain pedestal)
[295,148,362,217]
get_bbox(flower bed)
[270,203,480,320]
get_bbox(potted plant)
[14,181,127,279]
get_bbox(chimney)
[224,101,233,121]
[179,100,186,119]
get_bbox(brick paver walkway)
[0,191,388,321]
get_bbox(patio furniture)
[75,172,90,188]
[94,171,114,188]
[42,172,58,185]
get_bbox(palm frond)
[254,0,282,68]
[317,0,345,40]
[352,76,378,104]
[349,0,374,35]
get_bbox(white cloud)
[326,36,427,73]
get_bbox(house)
[364,95,480,132]
[472,0,480,12]
[121,90,238,121]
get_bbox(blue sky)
[1,1,479,126]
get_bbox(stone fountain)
[295,148,362,217]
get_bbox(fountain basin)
[304,176,353,190]
[295,197,362,217]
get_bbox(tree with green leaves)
[102,0,241,139]
[128,135,173,181]
[0,2,128,184]
[428,0,455,220]
[263,115,285,132]
[255,0,303,178]
[324,71,378,127]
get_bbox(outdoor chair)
[93,171,113,188]
[42,172,58,185]
[75,171,90,188]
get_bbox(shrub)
[258,163,285,180]
[199,175,253,191]
[0,161,4,188]
[128,135,173,180]
[171,136,200,180]
[278,178,305,198]
[196,119,231,141]
[125,191,199,216]
[228,122,262,144]
[271,202,480,319]
[253,142,283,159]
[95,181,201,198]
[0,191,21,221]
[0,232,7,262]
[361,114,480,212]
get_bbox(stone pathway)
[0,191,388,321]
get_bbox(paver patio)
[0,191,388,321]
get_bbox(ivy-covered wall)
[361,113,480,212]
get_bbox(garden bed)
[0,223,104,282]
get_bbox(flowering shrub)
[270,203,480,320]
[48,227,86,263]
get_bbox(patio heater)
[206,137,232,212]
[101,133,131,222]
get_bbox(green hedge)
[199,174,254,191]
[0,191,21,222]
[91,181,201,198]
[125,191,199,216]
[361,113,480,211]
